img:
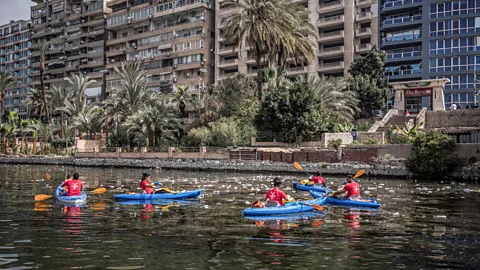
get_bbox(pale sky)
[0,0,31,26]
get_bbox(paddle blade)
[312,204,324,211]
[293,162,303,171]
[92,187,106,195]
[354,169,366,179]
[35,194,52,201]
[45,173,51,180]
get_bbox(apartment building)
[215,0,378,82]
[380,0,480,110]
[29,0,107,102]
[105,0,215,104]
[0,20,31,120]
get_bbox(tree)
[348,46,387,89]
[65,73,96,104]
[39,40,51,124]
[255,74,358,143]
[65,99,103,139]
[0,71,16,123]
[26,121,53,154]
[27,87,48,119]
[188,117,255,147]
[222,0,315,100]
[170,85,196,117]
[49,85,74,138]
[348,76,386,118]
[124,103,180,146]
[406,130,457,179]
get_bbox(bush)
[406,130,457,180]
[327,139,342,149]
[187,117,255,147]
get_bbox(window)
[183,42,191,51]
[476,17,480,27]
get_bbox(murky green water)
[0,164,479,269]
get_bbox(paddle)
[35,187,106,201]
[293,162,312,178]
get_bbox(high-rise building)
[215,0,379,82]
[29,0,108,103]
[105,0,215,105]
[379,0,480,110]
[0,20,31,120]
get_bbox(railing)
[319,30,344,40]
[382,0,422,9]
[318,61,344,71]
[318,15,344,24]
[382,33,421,43]
[382,15,421,26]
[356,43,372,51]
[218,47,236,53]
[384,69,421,76]
[387,50,421,59]
[320,46,344,53]
[218,59,238,66]
[357,11,372,19]
[286,66,308,74]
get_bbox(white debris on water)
[435,215,447,219]
[245,201,251,205]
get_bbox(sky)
[0,0,31,26]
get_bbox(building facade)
[379,0,480,110]
[29,0,108,103]
[215,0,378,82]
[105,0,215,105]
[0,20,31,120]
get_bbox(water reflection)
[0,164,479,269]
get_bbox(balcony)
[318,46,344,57]
[217,59,239,68]
[217,46,238,55]
[356,27,372,37]
[386,50,422,62]
[356,0,371,7]
[317,0,344,14]
[317,61,344,72]
[384,68,422,78]
[356,11,372,22]
[318,15,344,28]
[356,43,372,53]
[382,15,421,29]
[286,66,308,76]
[219,72,237,79]
[381,0,422,11]
[318,30,344,43]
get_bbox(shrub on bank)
[406,130,457,179]
[187,117,255,147]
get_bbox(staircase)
[378,115,417,131]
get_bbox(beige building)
[105,0,215,105]
[215,0,378,82]
[30,0,107,102]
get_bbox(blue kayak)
[243,197,327,216]
[309,190,381,208]
[55,184,87,205]
[114,189,204,200]
[293,181,330,193]
[116,199,202,206]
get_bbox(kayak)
[55,184,87,204]
[244,211,325,221]
[116,199,202,206]
[243,197,327,216]
[293,181,330,193]
[309,190,381,208]
[114,189,204,200]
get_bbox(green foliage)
[348,76,386,118]
[255,75,358,143]
[406,130,457,179]
[348,46,387,88]
[327,139,342,149]
[187,118,255,147]
[170,85,196,117]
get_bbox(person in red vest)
[140,173,154,194]
[264,178,288,206]
[310,171,326,186]
[60,173,83,196]
[332,175,361,200]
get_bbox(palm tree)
[61,97,103,139]
[65,73,96,104]
[20,120,29,154]
[170,85,196,117]
[27,87,48,119]
[222,0,315,100]
[39,40,51,124]
[124,103,180,147]
[0,71,17,123]
[49,85,74,138]
[26,120,53,154]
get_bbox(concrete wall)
[358,132,385,144]
[76,140,101,152]
[377,144,412,160]
[322,133,352,147]
[426,109,480,128]
[455,143,480,166]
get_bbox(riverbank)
[0,155,478,180]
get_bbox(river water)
[0,164,479,269]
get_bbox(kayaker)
[264,178,288,206]
[140,173,154,194]
[60,173,83,196]
[310,172,326,186]
[332,175,361,200]
[60,174,73,195]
